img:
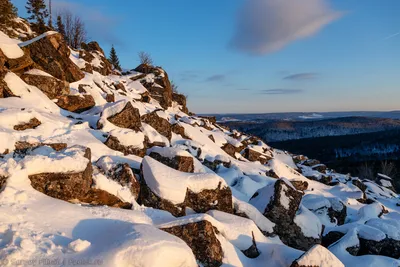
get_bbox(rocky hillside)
[0,19,400,267]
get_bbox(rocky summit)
[0,14,399,267]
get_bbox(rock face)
[161,220,223,267]
[103,102,142,131]
[13,118,41,131]
[80,41,113,76]
[221,143,236,157]
[148,151,194,173]
[104,135,146,157]
[56,94,95,113]
[250,179,320,250]
[23,32,84,82]
[141,111,171,140]
[21,72,70,99]
[28,147,93,201]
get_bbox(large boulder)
[21,32,84,82]
[28,146,93,201]
[79,188,132,209]
[98,102,142,131]
[0,47,34,73]
[172,92,189,114]
[161,220,223,267]
[141,111,172,140]
[243,147,271,164]
[139,156,233,217]
[56,94,95,113]
[21,70,70,99]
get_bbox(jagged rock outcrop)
[161,220,223,267]
[0,47,33,73]
[80,41,113,76]
[56,94,95,113]
[172,92,189,114]
[148,150,194,173]
[21,71,70,99]
[243,147,271,164]
[98,101,142,131]
[22,32,84,82]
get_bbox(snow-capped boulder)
[243,147,271,164]
[56,94,95,113]
[376,173,396,193]
[140,156,233,217]
[148,147,194,173]
[302,195,347,226]
[97,101,142,131]
[172,92,189,113]
[161,220,223,267]
[0,46,33,73]
[78,188,132,209]
[221,143,237,157]
[291,180,309,191]
[13,117,41,131]
[141,110,172,140]
[20,69,70,99]
[20,32,84,82]
[80,41,113,76]
[27,145,93,201]
[290,244,344,267]
[96,157,140,199]
[171,122,191,139]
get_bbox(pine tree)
[48,0,52,28]
[26,0,49,33]
[56,15,65,37]
[0,0,18,25]
[109,45,122,71]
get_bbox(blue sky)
[12,0,400,114]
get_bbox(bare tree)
[357,162,374,180]
[138,51,153,65]
[171,80,179,93]
[57,9,86,49]
[380,161,397,178]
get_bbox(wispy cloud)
[205,74,226,82]
[230,0,342,55]
[383,31,400,40]
[236,88,252,91]
[259,89,304,94]
[283,73,319,80]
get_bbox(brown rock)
[208,135,215,142]
[185,183,233,214]
[22,33,84,82]
[221,143,236,157]
[103,102,142,131]
[141,111,171,140]
[243,148,271,164]
[114,82,126,92]
[149,152,194,173]
[198,116,217,124]
[78,188,132,209]
[28,147,92,201]
[105,93,114,103]
[13,118,41,131]
[104,135,146,157]
[56,94,95,113]
[291,180,309,191]
[161,220,223,267]
[1,48,34,73]
[0,175,7,190]
[140,91,151,103]
[172,92,189,113]
[21,72,70,99]
[171,123,191,139]
[109,163,140,198]
[14,141,67,156]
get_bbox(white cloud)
[230,0,342,54]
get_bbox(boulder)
[106,163,140,198]
[14,141,67,156]
[243,148,271,164]
[22,32,84,82]
[56,94,95,113]
[221,143,236,157]
[13,118,41,131]
[148,151,194,173]
[105,93,114,103]
[291,180,308,191]
[0,175,7,189]
[114,82,126,92]
[104,135,146,157]
[311,164,327,173]
[21,71,70,99]
[1,47,34,73]
[327,198,347,225]
[100,102,142,131]
[161,220,223,267]
[198,116,216,124]
[28,146,93,201]
[290,245,344,267]
[171,123,191,139]
[79,188,132,209]
[203,158,231,171]
[141,111,172,140]
[80,41,112,76]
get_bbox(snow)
[142,156,227,204]
[109,128,145,149]
[24,68,53,77]
[294,205,322,239]
[68,239,91,252]
[0,43,24,59]
[296,245,344,267]
[18,31,58,47]
[249,181,275,213]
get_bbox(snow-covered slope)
[0,24,399,267]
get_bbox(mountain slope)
[0,20,399,267]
